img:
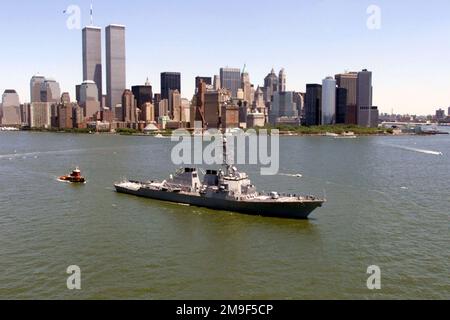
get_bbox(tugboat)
[59,167,86,184]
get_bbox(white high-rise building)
[321,77,336,125]
[278,68,286,92]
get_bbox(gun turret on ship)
[114,137,325,219]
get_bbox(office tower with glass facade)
[161,72,181,101]
[220,68,241,98]
[132,79,153,108]
[305,84,322,126]
[335,72,358,124]
[336,87,348,124]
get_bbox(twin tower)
[82,25,126,109]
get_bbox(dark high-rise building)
[161,72,181,100]
[336,88,347,124]
[82,26,102,105]
[335,72,358,125]
[132,79,153,109]
[195,77,212,92]
[220,68,241,98]
[106,25,126,109]
[305,84,322,126]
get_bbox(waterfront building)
[204,89,231,129]
[57,104,74,129]
[357,69,374,127]
[30,75,46,103]
[40,78,61,103]
[161,72,181,101]
[305,84,322,126]
[335,72,358,125]
[121,89,137,123]
[435,108,445,120]
[247,112,266,128]
[141,102,155,123]
[106,24,126,109]
[321,77,337,125]
[220,68,241,98]
[269,91,298,125]
[221,103,240,128]
[132,79,153,109]
[169,89,182,122]
[336,87,348,124]
[1,90,21,126]
[181,98,191,124]
[159,99,170,118]
[30,102,51,128]
[82,26,102,104]
[79,80,100,119]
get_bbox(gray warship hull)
[115,184,324,220]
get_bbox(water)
[0,130,449,300]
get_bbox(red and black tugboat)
[59,167,86,184]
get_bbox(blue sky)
[1,0,450,115]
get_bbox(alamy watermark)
[367,265,382,290]
[171,122,280,176]
[367,5,382,30]
[67,265,81,290]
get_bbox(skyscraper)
[1,90,21,125]
[161,72,181,100]
[321,77,336,125]
[122,89,137,123]
[40,78,61,103]
[335,72,358,124]
[220,68,241,98]
[195,76,212,92]
[132,79,153,108]
[269,91,298,125]
[79,80,100,118]
[278,69,286,92]
[357,69,376,127]
[336,88,347,124]
[241,72,252,104]
[30,75,46,103]
[264,69,278,103]
[305,84,322,126]
[106,25,126,109]
[82,26,102,105]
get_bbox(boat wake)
[382,144,443,156]
[279,173,303,178]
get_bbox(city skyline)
[1,0,450,115]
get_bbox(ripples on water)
[0,131,449,300]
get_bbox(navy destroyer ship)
[114,138,325,219]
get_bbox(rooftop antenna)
[90,2,94,26]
